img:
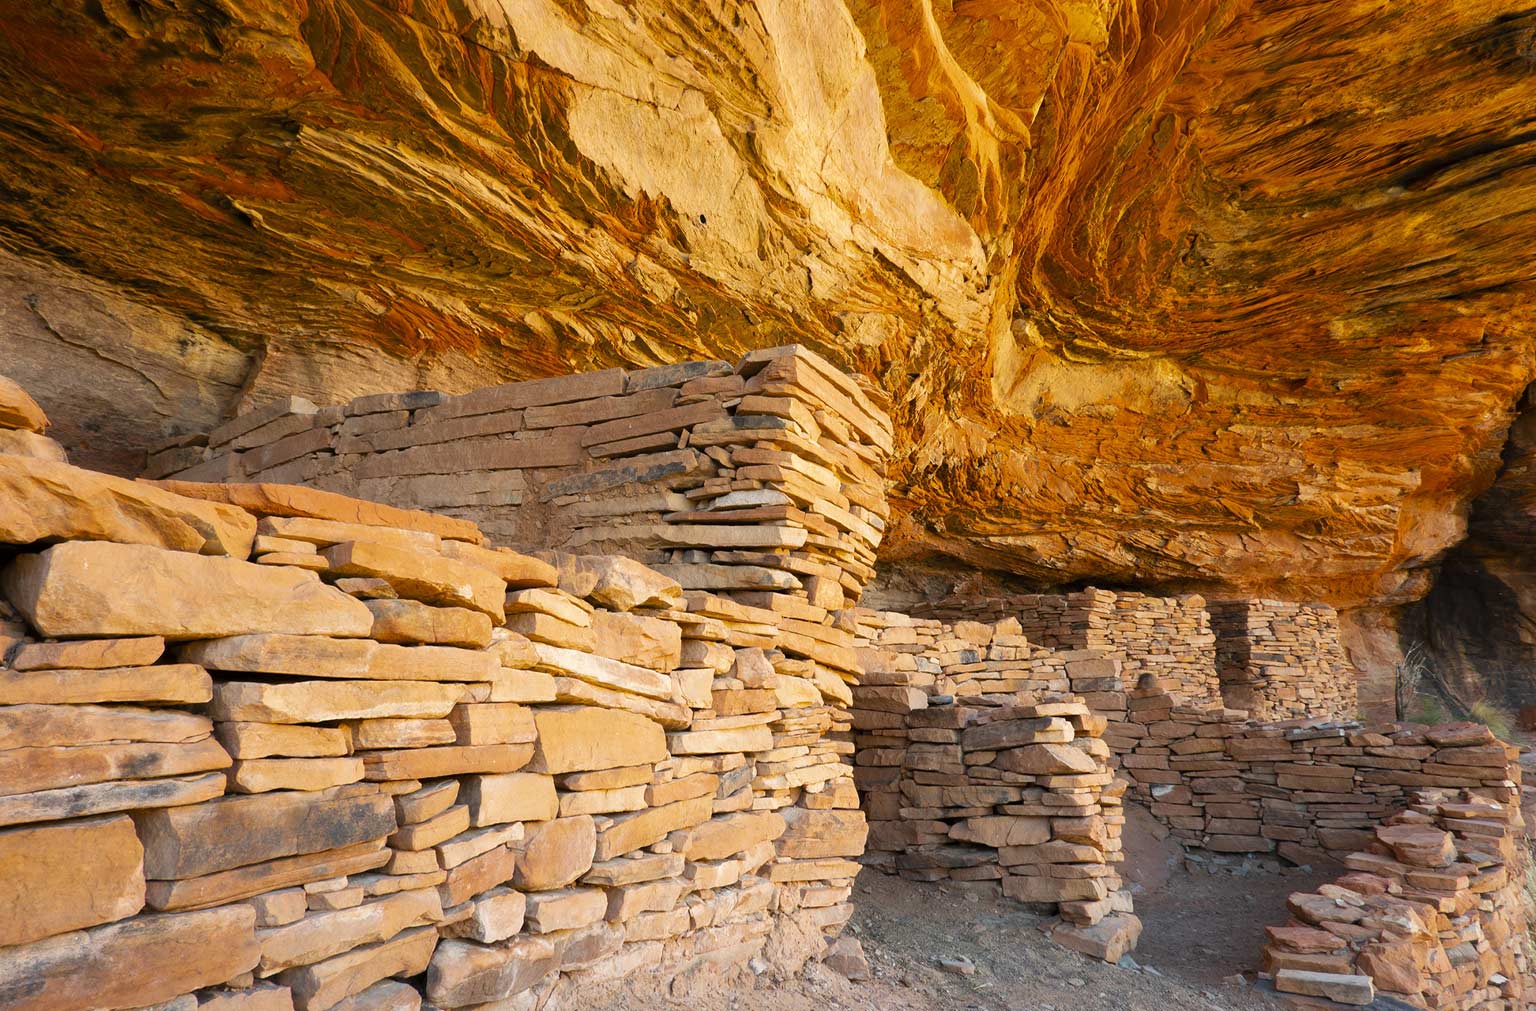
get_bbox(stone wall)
[918,589,1222,708]
[1209,599,1358,721]
[1262,789,1531,1009]
[0,373,869,1011]
[846,609,1140,961]
[1118,677,1524,865]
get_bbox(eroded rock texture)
[0,0,1534,687]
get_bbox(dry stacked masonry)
[4,346,1531,1011]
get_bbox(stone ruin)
[0,349,1531,1011]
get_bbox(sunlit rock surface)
[0,1,1533,696]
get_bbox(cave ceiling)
[0,0,1533,610]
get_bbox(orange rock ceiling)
[0,0,1533,619]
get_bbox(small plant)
[1395,643,1430,722]
[1469,700,1516,741]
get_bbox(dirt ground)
[583,813,1318,1011]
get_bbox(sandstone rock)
[0,456,254,556]
[594,795,714,861]
[0,814,145,946]
[153,481,481,543]
[667,725,774,754]
[676,811,786,862]
[0,736,231,797]
[0,663,212,706]
[3,542,371,639]
[1375,824,1456,868]
[993,743,1100,776]
[389,805,470,851]
[0,905,260,1011]
[1273,970,1375,1005]
[210,681,464,724]
[145,841,390,912]
[822,936,870,981]
[135,785,396,880]
[0,703,212,749]
[230,758,365,794]
[362,744,531,782]
[324,980,419,1011]
[528,706,666,774]
[555,555,683,612]
[436,845,516,908]
[438,542,556,588]
[441,887,526,943]
[949,816,1051,849]
[514,815,597,890]
[591,611,682,671]
[777,808,869,859]
[582,851,685,886]
[0,771,226,828]
[217,723,352,760]
[1049,913,1142,963]
[348,719,456,750]
[323,541,504,621]
[364,599,492,649]
[0,428,62,461]
[255,889,442,975]
[448,704,534,746]
[522,888,606,933]
[0,375,48,431]
[425,936,560,1008]
[276,925,436,1011]
[195,983,298,1011]
[462,772,558,827]
[9,636,165,670]
[530,643,671,699]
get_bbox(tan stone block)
[0,663,211,706]
[135,785,395,880]
[544,553,683,612]
[514,816,597,890]
[777,808,869,858]
[1273,970,1375,1005]
[439,543,557,589]
[562,766,653,791]
[276,925,437,1011]
[348,718,456,750]
[529,706,666,774]
[436,845,516,908]
[0,737,231,798]
[395,781,459,824]
[252,889,310,927]
[0,905,260,1011]
[3,542,372,640]
[595,795,714,861]
[448,704,534,746]
[0,428,63,461]
[390,805,471,851]
[230,758,365,794]
[557,784,645,817]
[582,852,685,887]
[436,824,522,869]
[502,613,594,651]
[218,723,351,760]
[364,599,492,649]
[486,668,556,705]
[504,588,592,627]
[641,773,715,808]
[591,611,681,671]
[254,516,439,554]
[425,935,560,1008]
[324,541,504,621]
[675,811,786,862]
[321,980,418,1011]
[550,677,690,728]
[946,817,1056,848]
[523,887,606,933]
[0,703,212,749]
[361,744,532,782]
[666,725,773,754]
[181,635,498,683]
[992,743,1100,776]
[0,456,255,557]
[210,681,464,724]
[9,636,165,671]
[256,889,442,975]
[0,814,145,946]
[153,481,480,545]
[440,887,526,943]
[0,771,226,829]
[530,643,671,699]
[462,772,558,827]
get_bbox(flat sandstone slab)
[0,814,146,947]
[0,455,254,557]
[148,479,482,544]
[1,542,372,639]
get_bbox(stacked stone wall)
[846,609,1140,961]
[1209,599,1358,720]
[0,364,880,1011]
[1118,678,1524,866]
[919,589,1222,708]
[1262,789,1531,1009]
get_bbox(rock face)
[0,1,1533,677]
